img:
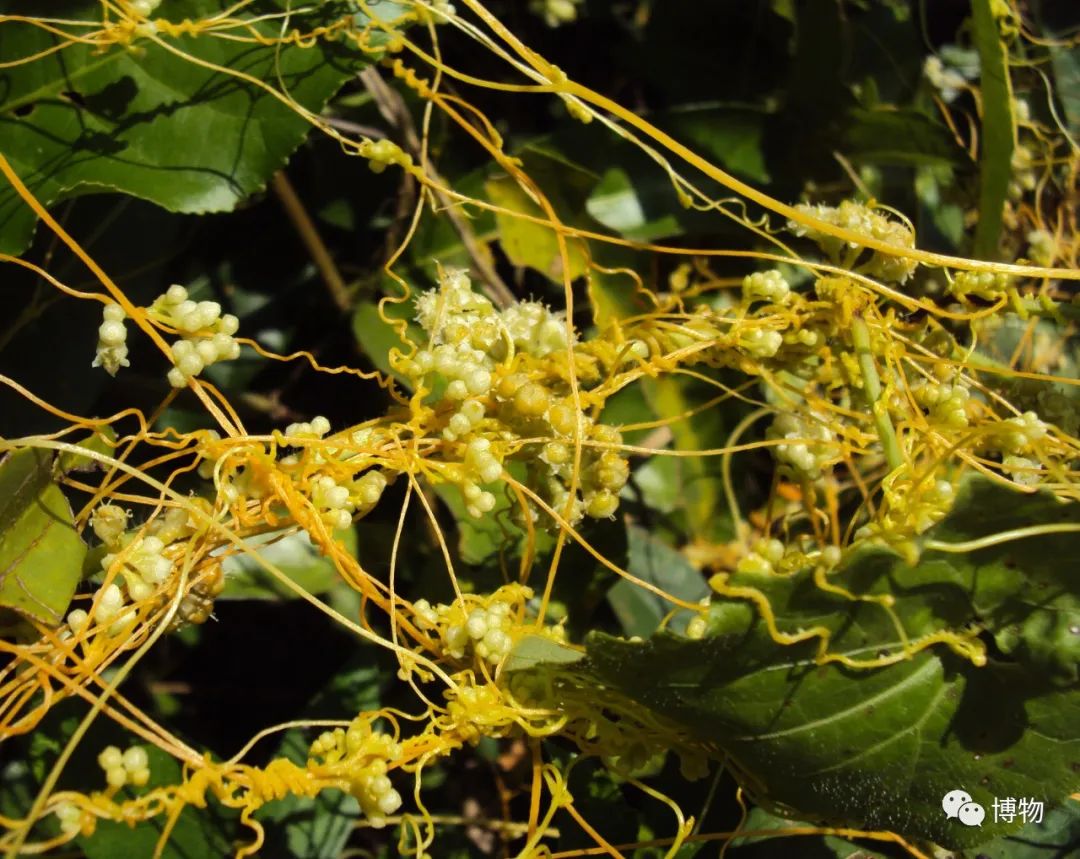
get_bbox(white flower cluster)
[153,285,240,387]
[98,745,150,789]
[1027,229,1056,267]
[53,802,83,836]
[104,535,174,602]
[362,139,413,174]
[767,412,836,479]
[461,438,502,518]
[310,470,388,531]
[126,0,162,16]
[735,326,783,358]
[66,530,174,636]
[998,410,1048,454]
[413,585,535,666]
[791,201,917,283]
[404,269,628,526]
[308,719,403,828]
[923,45,979,102]
[923,55,968,103]
[92,303,131,376]
[912,379,970,428]
[1002,455,1042,487]
[68,505,202,636]
[91,503,129,546]
[742,270,791,305]
[66,583,132,637]
[500,300,570,357]
[735,538,786,576]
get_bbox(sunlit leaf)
[220,528,358,600]
[0,0,386,253]
[485,175,589,283]
[583,477,1080,849]
[0,449,86,624]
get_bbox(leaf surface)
[0,448,86,623]
[581,477,1080,849]
[0,0,384,252]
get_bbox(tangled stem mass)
[0,1,1078,857]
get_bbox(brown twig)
[359,67,516,308]
[271,170,352,312]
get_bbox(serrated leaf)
[220,528,358,600]
[0,0,385,253]
[583,477,1080,850]
[0,448,86,623]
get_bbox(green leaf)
[351,296,422,386]
[55,428,118,475]
[975,802,1080,858]
[0,448,86,624]
[727,806,894,857]
[583,477,1080,850]
[659,105,771,184]
[842,107,964,166]
[971,0,1015,259]
[220,528,358,600]
[607,525,709,637]
[0,0,383,253]
[504,634,583,673]
[585,168,681,241]
[641,376,732,542]
[485,174,589,283]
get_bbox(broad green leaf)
[55,428,118,475]
[1047,44,1080,139]
[842,107,964,166]
[0,448,86,623]
[220,528,358,600]
[0,0,388,253]
[434,481,516,567]
[975,801,1080,858]
[583,477,1080,850]
[971,0,1015,259]
[586,168,681,241]
[607,525,709,637]
[660,105,771,184]
[351,297,422,386]
[504,634,583,673]
[583,263,648,330]
[641,376,732,542]
[485,175,589,283]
